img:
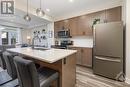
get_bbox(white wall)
[23,23,54,47]
[21,29,32,44]
[126,0,130,84]
[47,23,55,46]
[31,24,48,47]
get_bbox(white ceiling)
[0,0,123,28]
[0,9,50,28]
[20,0,123,21]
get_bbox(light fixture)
[36,0,45,16]
[27,36,31,40]
[69,0,74,2]
[24,0,31,22]
[24,14,31,21]
[46,9,50,12]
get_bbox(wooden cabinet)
[68,47,92,67]
[90,10,106,23]
[69,47,82,65]
[54,20,70,37]
[54,21,64,38]
[77,15,92,36]
[106,6,121,22]
[69,17,78,36]
[81,48,92,67]
[54,6,122,37]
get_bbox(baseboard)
[125,77,130,84]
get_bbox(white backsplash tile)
[71,36,93,48]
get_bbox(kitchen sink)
[32,47,49,51]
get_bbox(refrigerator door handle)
[95,56,121,63]
[93,26,96,46]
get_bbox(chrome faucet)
[32,35,41,49]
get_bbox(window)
[0,27,21,45]
[1,32,7,38]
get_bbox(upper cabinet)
[77,15,92,36]
[54,20,70,37]
[54,6,122,37]
[106,6,121,22]
[69,17,78,36]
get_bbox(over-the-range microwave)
[57,29,71,38]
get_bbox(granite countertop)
[7,47,77,63]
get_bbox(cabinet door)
[63,19,70,29]
[81,48,92,67]
[90,10,106,24]
[54,20,68,37]
[68,47,82,65]
[77,15,91,36]
[76,48,82,65]
[69,17,78,36]
[106,6,121,22]
[54,21,60,38]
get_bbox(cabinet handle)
[81,49,84,53]
[82,31,86,35]
[64,58,66,64]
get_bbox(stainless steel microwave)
[57,30,70,38]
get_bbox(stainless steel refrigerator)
[93,22,124,80]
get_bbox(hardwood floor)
[0,66,130,87]
[76,66,130,87]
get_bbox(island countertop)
[7,47,77,63]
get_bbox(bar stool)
[14,56,59,87]
[0,52,18,86]
[3,52,17,79]
[0,45,16,69]
[0,50,6,69]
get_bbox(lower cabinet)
[69,47,92,67]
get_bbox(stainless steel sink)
[32,47,49,51]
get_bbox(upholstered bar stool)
[0,52,18,86]
[3,52,18,80]
[0,45,16,69]
[0,50,6,69]
[14,56,59,87]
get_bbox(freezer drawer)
[93,56,122,80]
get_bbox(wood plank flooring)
[0,66,130,87]
[76,66,130,87]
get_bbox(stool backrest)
[0,51,6,69]
[3,51,17,79]
[14,56,40,87]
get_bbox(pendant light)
[36,0,45,16]
[24,0,31,21]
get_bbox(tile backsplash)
[55,36,93,48]
[70,36,93,48]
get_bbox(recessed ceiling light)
[69,0,74,2]
[46,9,50,12]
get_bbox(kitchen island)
[7,47,77,87]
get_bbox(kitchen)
[0,0,130,87]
